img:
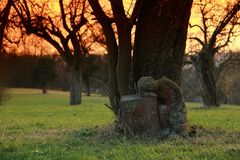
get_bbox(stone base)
[119,92,160,136]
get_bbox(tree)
[82,54,100,96]
[53,55,70,92]
[181,65,202,102]
[87,0,139,109]
[33,56,56,94]
[89,0,193,136]
[13,0,92,105]
[188,0,240,107]
[216,51,240,104]
[0,0,13,105]
[86,54,109,96]
[0,0,13,55]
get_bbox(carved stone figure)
[120,76,188,137]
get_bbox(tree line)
[0,53,108,95]
[1,51,240,105]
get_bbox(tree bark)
[110,0,133,97]
[69,60,82,105]
[132,0,193,135]
[191,54,220,107]
[133,0,193,85]
[116,25,132,97]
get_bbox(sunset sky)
[4,0,240,55]
[188,0,240,52]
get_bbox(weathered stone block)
[119,92,160,136]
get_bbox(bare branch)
[215,22,236,50]
[88,0,112,25]
[189,23,205,35]
[188,37,205,47]
[59,0,71,32]
[130,0,143,23]
[209,1,240,48]
[0,0,13,53]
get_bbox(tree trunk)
[63,76,68,91]
[69,61,82,105]
[85,78,91,96]
[117,25,132,97]
[132,0,193,136]
[133,0,193,85]
[42,85,47,94]
[192,55,220,107]
[109,0,133,98]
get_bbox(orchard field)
[0,89,240,160]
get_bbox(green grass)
[0,88,240,160]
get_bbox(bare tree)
[188,0,240,107]
[33,56,56,94]
[181,65,202,101]
[0,0,13,55]
[0,0,13,105]
[13,0,93,105]
[216,51,240,103]
[88,0,141,114]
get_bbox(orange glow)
[4,0,240,55]
[188,0,240,52]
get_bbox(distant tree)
[53,55,70,92]
[82,54,100,96]
[13,0,94,105]
[216,52,240,104]
[95,55,109,93]
[181,65,202,102]
[188,0,240,107]
[84,54,109,96]
[33,56,56,94]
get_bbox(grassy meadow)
[0,88,240,160]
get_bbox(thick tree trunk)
[132,0,193,136]
[69,61,82,105]
[133,0,193,85]
[192,55,220,107]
